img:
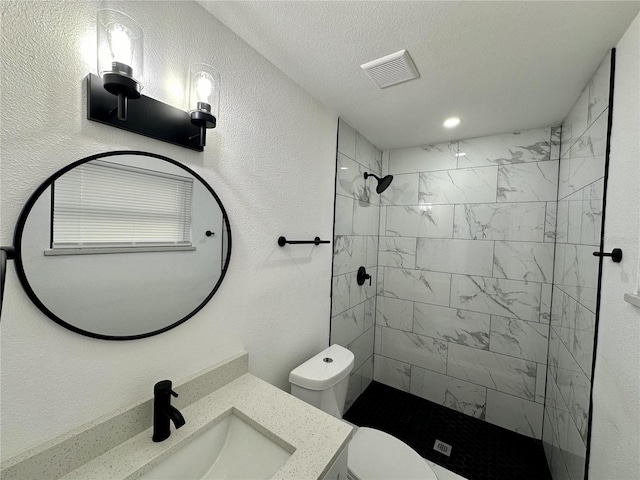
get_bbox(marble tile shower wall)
[542,52,611,480]
[373,126,561,439]
[332,119,382,409]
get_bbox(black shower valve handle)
[357,266,371,286]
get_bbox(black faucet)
[152,380,186,442]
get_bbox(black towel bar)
[278,236,330,247]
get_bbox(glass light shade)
[188,63,220,119]
[97,9,143,83]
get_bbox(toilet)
[290,344,438,480]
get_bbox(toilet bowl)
[289,344,438,480]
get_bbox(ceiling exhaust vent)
[361,49,420,89]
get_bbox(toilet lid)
[348,428,438,480]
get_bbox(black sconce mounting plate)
[86,74,204,152]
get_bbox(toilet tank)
[289,344,354,419]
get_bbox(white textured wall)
[590,12,640,479]
[0,0,337,459]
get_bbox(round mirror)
[14,151,231,340]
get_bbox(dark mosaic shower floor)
[344,382,551,480]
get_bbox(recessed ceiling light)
[455,152,467,157]
[443,117,461,128]
[340,167,348,170]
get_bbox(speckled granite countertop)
[1,353,353,480]
[60,373,352,480]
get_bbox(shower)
[363,172,393,194]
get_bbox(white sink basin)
[139,409,294,480]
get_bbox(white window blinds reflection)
[52,160,193,248]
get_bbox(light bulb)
[195,73,214,105]
[443,117,461,128]
[107,23,133,67]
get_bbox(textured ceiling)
[199,1,640,151]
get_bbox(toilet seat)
[347,427,438,480]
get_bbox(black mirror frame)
[12,150,232,340]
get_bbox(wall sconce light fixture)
[97,9,143,121]
[188,64,220,147]
[87,10,218,152]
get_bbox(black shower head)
[364,172,394,194]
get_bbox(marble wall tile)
[562,285,597,315]
[378,236,417,269]
[334,195,354,235]
[489,316,549,363]
[331,273,352,316]
[543,413,555,466]
[573,301,595,332]
[416,238,494,276]
[378,205,387,237]
[558,244,599,290]
[349,326,374,372]
[447,343,537,400]
[587,52,611,125]
[558,155,605,200]
[353,199,380,236]
[333,235,367,276]
[556,326,594,379]
[377,265,385,296]
[580,188,603,246]
[336,153,373,204]
[536,364,547,404]
[458,128,551,168]
[555,200,568,243]
[338,118,356,160]
[553,243,567,287]
[555,329,584,376]
[389,142,458,174]
[384,267,451,306]
[563,415,587,480]
[493,241,554,283]
[485,389,544,439]
[419,166,498,204]
[451,275,541,322]
[453,202,546,242]
[376,296,413,331]
[386,205,454,238]
[381,173,419,206]
[380,327,448,373]
[548,328,560,373]
[540,283,553,324]
[332,270,376,316]
[364,297,376,331]
[373,354,411,391]
[497,161,559,203]
[556,368,590,444]
[414,303,490,350]
[544,201,557,243]
[374,326,381,354]
[561,87,589,158]
[569,109,608,160]
[567,199,583,244]
[550,441,572,480]
[410,366,487,419]
[366,235,379,268]
[331,301,365,346]
[356,132,382,175]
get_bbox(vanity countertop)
[59,373,353,480]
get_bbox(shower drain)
[433,439,452,456]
